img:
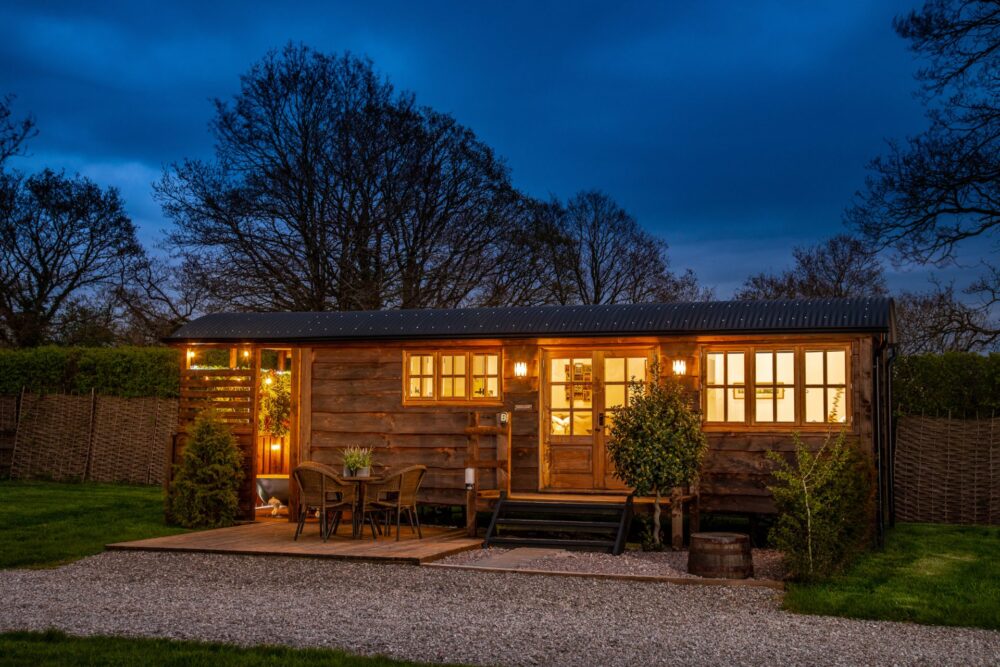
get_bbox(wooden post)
[82,388,97,481]
[466,412,479,537]
[671,486,684,550]
[689,480,701,534]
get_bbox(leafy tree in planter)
[169,411,244,528]
[607,364,707,548]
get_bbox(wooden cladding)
[179,367,255,433]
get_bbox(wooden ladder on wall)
[464,410,512,536]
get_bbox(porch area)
[107,520,483,564]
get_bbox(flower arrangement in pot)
[341,446,374,477]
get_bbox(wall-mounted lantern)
[464,467,476,490]
[672,359,687,376]
[514,361,528,378]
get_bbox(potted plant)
[341,446,374,477]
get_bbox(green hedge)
[0,347,180,397]
[893,352,1000,418]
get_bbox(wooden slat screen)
[179,368,255,433]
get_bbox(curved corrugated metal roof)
[165,298,894,343]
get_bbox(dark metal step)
[495,518,620,530]
[498,501,624,514]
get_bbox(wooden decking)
[108,520,482,564]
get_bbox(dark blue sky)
[1,0,986,296]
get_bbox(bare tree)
[0,94,35,167]
[736,235,887,300]
[115,256,214,344]
[0,169,144,346]
[848,0,1000,343]
[895,283,996,354]
[159,44,521,313]
[524,190,709,306]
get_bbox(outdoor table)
[341,475,384,539]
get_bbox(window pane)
[727,352,745,385]
[827,387,846,422]
[486,355,498,376]
[706,353,725,385]
[572,386,592,409]
[551,385,570,409]
[627,357,647,381]
[776,387,795,422]
[421,355,434,375]
[776,351,794,385]
[728,387,745,421]
[827,350,846,385]
[409,356,420,375]
[422,377,434,397]
[472,354,485,375]
[454,377,466,398]
[755,352,773,384]
[805,351,824,385]
[472,377,485,398]
[572,411,593,435]
[441,377,454,397]
[606,384,626,409]
[572,359,593,382]
[756,395,774,422]
[409,378,421,397]
[551,359,569,383]
[551,411,571,435]
[805,387,824,422]
[605,358,625,383]
[486,377,498,398]
[442,355,453,375]
[706,388,725,421]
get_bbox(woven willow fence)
[895,415,999,525]
[5,393,178,485]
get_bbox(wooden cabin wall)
[305,342,536,506]
[299,334,878,513]
[688,336,875,514]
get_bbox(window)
[403,350,501,403]
[754,351,795,423]
[440,354,466,398]
[408,354,435,399]
[604,356,648,430]
[703,346,850,426]
[549,357,594,436]
[805,349,847,423]
[705,352,745,422]
[471,353,500,399]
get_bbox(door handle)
[598,412,605,427]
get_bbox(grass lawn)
[0,631,433,666]
[0,480,187,568]
[784,523,1000,630]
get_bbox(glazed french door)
[542,350,651,490]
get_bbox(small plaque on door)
[514,403,533,411]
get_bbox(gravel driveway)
[1,552,998,666]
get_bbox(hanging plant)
[258,369,291,438]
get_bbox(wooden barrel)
[687,532,754,579]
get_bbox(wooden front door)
[542,350,651,491]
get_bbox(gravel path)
[2,552,998,666]
[440,547,786,581]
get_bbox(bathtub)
[256,474,290,506]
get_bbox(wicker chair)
[292,461,356,542]
[364,465,427,540]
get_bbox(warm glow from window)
[403,351,501,403]
[705,352,745,422]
